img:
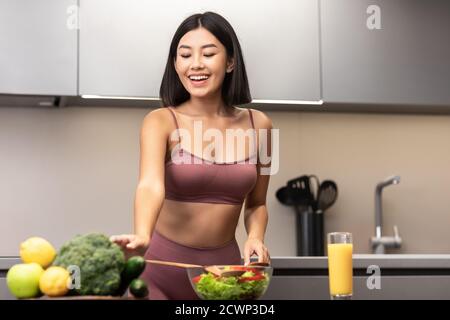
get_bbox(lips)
[188,74,210,80]
[188,75,210,87]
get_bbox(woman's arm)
[134,109,168,236]
[111,108,169,256]
[243,109,273,265]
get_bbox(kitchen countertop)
[3,254,450,271]
[3,255,450,300]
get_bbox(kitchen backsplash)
[1,106,449,256]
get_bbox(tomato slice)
[192,275,202,284]
[231,266,263,275]
[231,266,248,271]
[238,274,265,283]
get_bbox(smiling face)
[174,27,234,100]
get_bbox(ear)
[226,57,235,73]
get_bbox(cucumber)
[123,256,146,280]
[129,279,149,298]
[116,256,146,296]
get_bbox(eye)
[180,54,191,58]
[204,53,215,57]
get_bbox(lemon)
[39,266,70,297]
[20,237,56,268]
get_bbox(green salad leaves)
[194,270,269,300]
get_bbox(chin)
[189,92,211,99]
[188,89,218,99]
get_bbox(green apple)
[7,263,44,299]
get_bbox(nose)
[191,53,205,70]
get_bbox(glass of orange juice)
[327,232,353,300]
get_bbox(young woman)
[111,11,273,300]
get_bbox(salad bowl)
[187,265,273,300]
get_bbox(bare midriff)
[154,199,242,248]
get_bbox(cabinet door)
[79,0,321,102]
[321,0,450,105]
[0,0,78,95]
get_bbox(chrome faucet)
[370,175,402,254]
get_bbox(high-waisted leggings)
[140,230,242,300]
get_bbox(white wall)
[1,106,450,257]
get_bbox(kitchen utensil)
[287,175,315,214]
[275,186,294,206]
[145,259,266,277]
[287,175,314,204]
[146,259,239,277]
[286,175,316,256]
[317,180,338,211]
[276,175,319,208]
[308,174,321,210]
[314,180,339,256]
[247,262,270,267]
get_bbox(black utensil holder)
[295,208,314,256]
[295,208,325,256]
[313,210,325,256]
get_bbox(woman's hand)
[243,237,271,266]
[110,234,150,258]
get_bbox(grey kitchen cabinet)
[79,0,321,102]
[321,0,450,106]
[0,0,78,96]
[0,278,13,300]
[263,255,450,300]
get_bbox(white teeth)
[189,75,209,81]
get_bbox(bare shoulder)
[247,108,273,130]
[143,107,171,123]
[141,107,174,134]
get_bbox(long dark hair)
[160,12,252,108]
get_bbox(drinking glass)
[327,232,353,300]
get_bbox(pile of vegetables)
[53,233,147,298]
[192,266,269,300]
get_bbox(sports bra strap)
[167,107,181,142]
[247,109,258,157]
[248,109,255,130]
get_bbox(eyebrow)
[178,44,218,50]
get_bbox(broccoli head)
[53,233,125,296]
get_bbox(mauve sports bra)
[164,106,258,205]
